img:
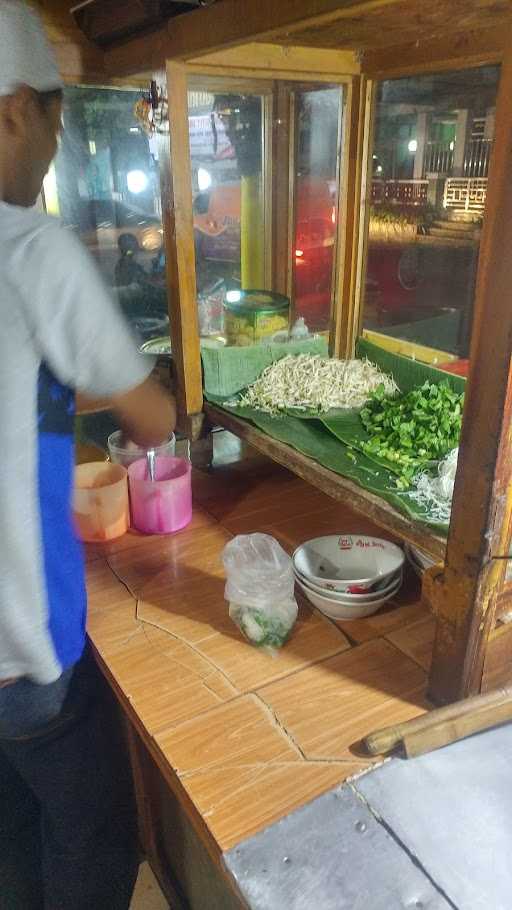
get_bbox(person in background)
[0,3,176,908]
[114,232,149,287]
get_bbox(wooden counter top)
[86,451,435,859]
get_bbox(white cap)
[0,1,63,97]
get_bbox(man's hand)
[77,378,176,448]
[110,376,176,448]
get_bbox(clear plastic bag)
[222,533,298,653]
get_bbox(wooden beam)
[104,0,402,77]
[426,22,512,704]
[158,63,203,424]
[33,0,107,83]
[362,25,505,78]
[481,623,512,692]
[331,75,365,358]
[204,403,447,559]
[187,43,360,78]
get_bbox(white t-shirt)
[0,202,154,683]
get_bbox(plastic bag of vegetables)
[222,533,298,654]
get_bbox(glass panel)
[293,86,342,334]
[46,86,167,450]
[362,66,500,372]
[48,86,167,346]
[186,81,343,346]
[188,88,269,344]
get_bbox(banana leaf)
[206,391,449,535]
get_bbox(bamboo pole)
[363,685,512,756]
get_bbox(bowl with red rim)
[292,535,405,594]
[295,567,402,603]
[295,574,403,620]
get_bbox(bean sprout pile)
[236,355,398,414]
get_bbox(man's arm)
[76,379,176,448]
[110,376,176,448]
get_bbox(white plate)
[293,535,404,594]
[296,577,402,620]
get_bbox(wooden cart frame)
[44,0,512,704]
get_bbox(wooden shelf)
[204,403,447,561]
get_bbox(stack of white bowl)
[292,535,404,621]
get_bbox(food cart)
[65,0,512,706]
[39,1,512,906]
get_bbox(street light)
[127,169,148,194]
[197,167,212,192]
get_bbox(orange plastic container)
[73,462,129,543]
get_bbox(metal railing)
[424,137,493,178]
[443,177,487,214]
[464,138,493,178]
[372,179,429,205]
[425,141,454,176]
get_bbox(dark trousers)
[0,645,139,910]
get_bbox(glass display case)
[181,79,344,345]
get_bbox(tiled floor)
[130,862,168,909]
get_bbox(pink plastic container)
[128,456,192,535]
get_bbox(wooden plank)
[283,1,511,50]
[204,404,447,559]
[496,586,512,622]
[102,0,512,79]
[351,78,375,353]
[331,76,364,357]
[35,0,107,83]
[361,25,505,78]
[187,64,357,85]
[481,623,512,692]
[186,73,274,95]
[158,63,203,423]
[426,23,512,704]
[187,42,360,77]
[105,0,404,75]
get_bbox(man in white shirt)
[0,3,175,907]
